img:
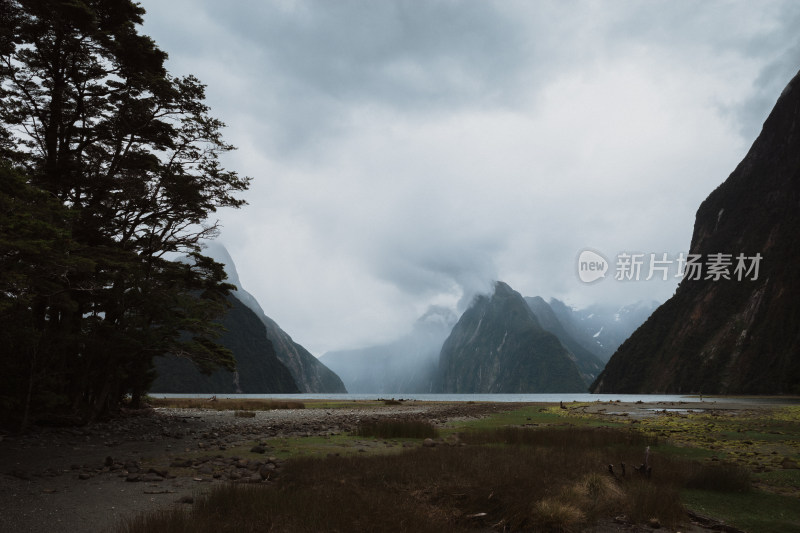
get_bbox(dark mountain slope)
[547,298,658,363]
[592,70,800,394]
[201,243,346,393]
[260,313,347,393]
[150,294,299,393]
[525,296,605,385]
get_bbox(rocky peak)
[436,281,586,393]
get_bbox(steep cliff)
[260,313,348,393]
[150,294,300,393]
[436,282,587,393]
[525,296,605,385]
[202,243,346,393]
[547,299,659,364]
[592,70,800,394]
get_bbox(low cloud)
[139,0,800,354]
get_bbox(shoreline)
[1,398,796,532]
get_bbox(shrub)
[356,419,438,439]
[685,462,752,492]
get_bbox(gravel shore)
[0,401,503,532]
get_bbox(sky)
[137,0,800,356]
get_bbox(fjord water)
[151,393,787,404]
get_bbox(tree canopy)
[0,0,250,427]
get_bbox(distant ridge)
[201,243,346,393]
[151,243,346,393]
[320,306,457,393]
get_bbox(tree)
[0,0,250,426]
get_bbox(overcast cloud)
[138,0,800,355]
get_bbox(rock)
[169,458,192,468]
[198,465,214,475]
[178,496,194,504]
[259,464,274,480]
[422,438,436,448]
[250,445,266,454]
[9,469,30,480]
[104,456,114,467]
[148,467,169,478]
[781,457,800,469]
[141,473,163,482]
[126,473,141,482]
[78,472,92,480]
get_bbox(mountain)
[436,282,587,393]
[201,243,346,393]
[320,306,457,393]
[524,297,605,385]
[150,294,299,393]
[592,69,800,394]
[547,298,659,363]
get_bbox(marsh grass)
[147,398,305,411]
[120,426,711,533]
[684,462,752,492]
[356,419,438,439]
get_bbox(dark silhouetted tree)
[0,0,250,426]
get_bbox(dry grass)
[355,419,439,439]
[118,425,734,532]
[146,397,305,411]
[530,499,585,533]
[382,399,403,405]
[684,462,752,492]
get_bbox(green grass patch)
[446,404,565,431]
[755,468,800,492]
[460,425,656,451]
[682,488,800,533]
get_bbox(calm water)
[151,392,783,404]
